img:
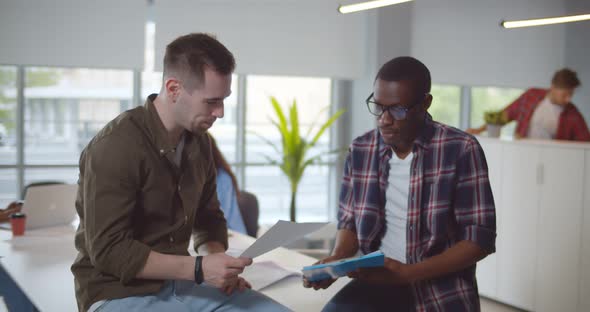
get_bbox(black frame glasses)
[366,92,428,120]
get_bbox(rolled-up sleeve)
[193,148,228,252]
[454,139,497,253]
[82,136,151,285]
[337,150,356,232]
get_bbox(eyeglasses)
[366,92,428,120]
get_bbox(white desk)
[0,226,348,311]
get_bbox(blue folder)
[302,251,385,282]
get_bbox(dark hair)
[163,33,235,90]
[375,56,431,97]
[208,134,240,197]
[552,68,580,89]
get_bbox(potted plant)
[257,96,345,222]
[483,110,507,138]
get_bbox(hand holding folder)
[302,251,385,282]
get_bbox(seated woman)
[209,134,247,235]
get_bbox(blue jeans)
[91,280,291,312]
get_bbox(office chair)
[21,181,65,200]
[237,191,259,238]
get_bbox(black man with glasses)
[303,57,497,312]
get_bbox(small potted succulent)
[483,110,507,138]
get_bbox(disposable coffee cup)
[9,212,26,236]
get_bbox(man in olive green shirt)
[71,33,288,312]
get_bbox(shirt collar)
[144,94,187,156]
[562,102,576,112]
[377,113,436,158]
[414,113,435,151]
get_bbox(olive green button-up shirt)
[71,94,228,311]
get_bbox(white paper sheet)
[240,220,328,258]
[241,261,301,290]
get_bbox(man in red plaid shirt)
[468,69,590,141]
[303,57,496,311]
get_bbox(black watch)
[194,256,204,285]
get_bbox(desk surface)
[0,226,347,311]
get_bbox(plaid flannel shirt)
[338,116,496,311]
[504,88,590,141]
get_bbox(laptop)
[0,184,78,230]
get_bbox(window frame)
[0,67,341,224]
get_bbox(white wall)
[0,0,145,69]
[377,2,414,66]
[349,2,414,140]
[349,9,378,141]
[582,151,590,311]
[565,0,590,123]
[410,0,567,88]
[154,0,366,79]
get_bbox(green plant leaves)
[483,110,508,125]
[258,96,346,221]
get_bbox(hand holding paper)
[240,220,328,258]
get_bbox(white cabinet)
[535,147,584,312]
[497,144,540,311]
[476,139,503,299]
[580,151,590,312]
[477,138,590,312]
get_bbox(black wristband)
[194,256,204,285]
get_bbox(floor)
[481,297,525,312]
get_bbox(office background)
[0,0,589,224]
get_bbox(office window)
[0,66,17,165]
[429,84,461,128]
[24,168,79,191]
[244,166,289,223]
[24,67,133,165]
[244,75,333,223]
[245,76,332,163]
[4,65,338,224]
[141,71,163,100]
[471,87,524,138]
[0,169,17,207]
[244,165,331,224]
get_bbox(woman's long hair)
[208,133,240,197]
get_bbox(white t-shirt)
[527,96,564,139]
[379,151,414,263]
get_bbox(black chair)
[237,191,259,238]
[21,181,65,200]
